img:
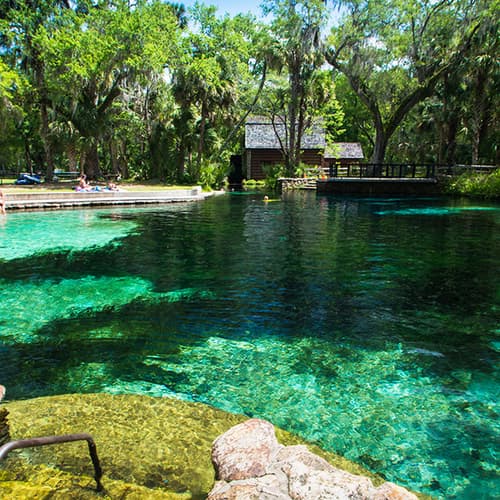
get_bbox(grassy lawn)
[0,180,198,194]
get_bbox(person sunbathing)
[76,174,90,191]
[75,174,101,192]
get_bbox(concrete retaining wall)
[4,187,208,210]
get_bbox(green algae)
[1,393,386,499]
[0,276,214,344]
[0,463,191,499]
[0,209,137,261]
[135,334,499,497]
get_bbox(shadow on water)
[1,193,499,498]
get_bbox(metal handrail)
[0,433,103,491]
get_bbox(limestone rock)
[212,418,281,481]
[208,477,289,500]
[372,482,419,499]
[271,445,379,499]
[208,418,418,500]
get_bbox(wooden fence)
[324,163,497,179]
[326,163,437,179]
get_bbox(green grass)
[1,182,198,194]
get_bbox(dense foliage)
[0,0,497,185]
[445,169,500,198]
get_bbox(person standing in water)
[0,189,6,214]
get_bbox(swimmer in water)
[0,189,6,214]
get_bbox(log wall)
[246,149,323,180]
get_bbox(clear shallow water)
[0,209,138,260]
[0,194,498,498]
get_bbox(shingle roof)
[324,142,364,159]
[245,119,326,149]
[245,118,363,159]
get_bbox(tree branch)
[218,60,268,155]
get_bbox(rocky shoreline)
[0,391,423,498]
[209,418,417,499]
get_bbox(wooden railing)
[435,164,497,175]
[324,163,497,179]
[326,163,437,179]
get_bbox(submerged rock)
[3,393,246,498]
[0,394,402,499]
[209,419,418,500]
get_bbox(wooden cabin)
[245,118,325,180]
[244,117,363,180]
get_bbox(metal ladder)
[0,433,103,491]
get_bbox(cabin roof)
[245,118,326,150]
[245,118,363,159]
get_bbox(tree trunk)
[437,123,446,165]
[470,66,490,164]
[437,73,459,166]
[24,141,33,174]
[287,2,298,177]
[120,143,129,179]
[445,118,458,165]
[40,102,55,179]
[84,142,101,180]
[295,93,308,174]
[288,66,300,177]
[66,142,78,172]
[371,125,388,165]
[34,56,55,180]
[196,102,208,181]
[177,142,186,182]
[109,141,121,176]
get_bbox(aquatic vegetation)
[0,275,212,344]
[2,394,379,499]
[138,333,499,498]
[375,206,499,216]
[1,195,498,498]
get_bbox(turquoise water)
[0,194,498,498]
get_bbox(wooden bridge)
[327,163,437,179]
[315,163,497,195]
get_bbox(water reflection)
[0,194,498,499]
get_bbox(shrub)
[199,161,226,190]
[243,179,266,188]
[262,163,285,190]
[446,169,500,199]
